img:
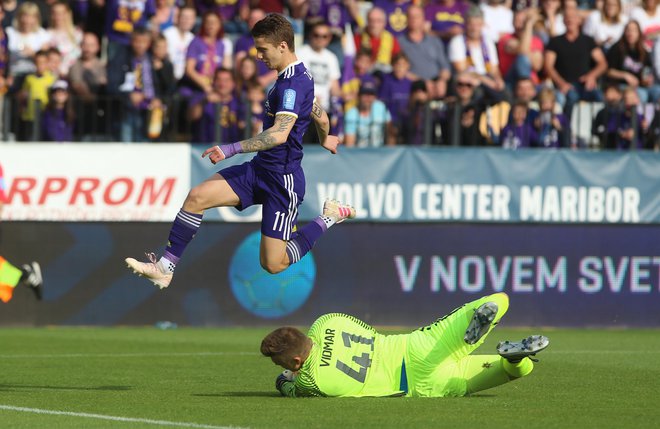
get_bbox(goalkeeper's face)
[271,353,304,372]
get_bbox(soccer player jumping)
[261,293,550,397]
[126,14,355,289]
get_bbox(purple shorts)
[219,160,305,240]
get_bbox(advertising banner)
[0,144,190,221]
[192,146,660,224]
[1,222,657,327]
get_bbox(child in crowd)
[342,49,377,113]
[246,82,265,136]
[378,53,412,133]
[592,84,623,149]
[41,79,73,142]
[533,87,569,148]
[613,87,646,150]
[501,100,537,149]
[19,49,55,140]
[47,47,63,80]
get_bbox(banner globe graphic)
[229,231,316,319]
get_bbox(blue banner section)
[1,222,657,327]
[191,146,660,224]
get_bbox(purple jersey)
[105,0,156,45]
[42,108,73,142]
[254,61,314,174]
[235,35,271,77]
[308,0,354,32]
[501,123,537,149]
[378,73,411,122]
[186,36,226,78]
[425,0,468,35]
[535,112,568,148]
[373,0,414,36]
[0,32,7,76]
[196,96,245,143]
[195,0,247,20]
[608,111,645,150]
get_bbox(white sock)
[319,215,337,229]
[158,257,176,273]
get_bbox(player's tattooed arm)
[238,114,296,152]
[311,100,330,145]
[311,99,340,154]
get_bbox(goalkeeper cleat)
[464,301,499,344]
[125,252,172,289]
[497,335,550,363]
[322,199,356,223]
[22,262,43,301]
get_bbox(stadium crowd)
[0,0,659,149]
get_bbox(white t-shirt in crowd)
[163,26,195,80]
[296,44,341,110]
[582,11,628,50]
[480,4,514,43]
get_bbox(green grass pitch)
[0,327,658,429]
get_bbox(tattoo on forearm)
[311,102,322,119]
[239,114,296,152]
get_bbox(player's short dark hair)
[261,327,307,359]
[251,13,295,52]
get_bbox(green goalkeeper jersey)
[280,313,408,397]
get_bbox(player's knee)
[260,259,286,274]
[183,186,207,212]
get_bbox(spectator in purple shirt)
[234,8,277,88]
[501,100,537,149]
[180,11,231,102]
[0,7,10,137]
[373,0,415,37]
[194,0,249,34]
[425,0,469,42]
[378,53,412,126]
[189,67,245,144]
[533,87,569,148]
[104,0,155,63]
[41,79,73,142]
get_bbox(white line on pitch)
[0,404,247,429]
[0,351,260,359]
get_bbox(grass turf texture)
[0,327,658,429]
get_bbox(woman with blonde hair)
[47,1,82,76]
[583,0,628,51]
[6,1,51,80]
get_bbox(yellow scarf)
[361,30,395,66]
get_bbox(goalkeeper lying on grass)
[261,293,549,397]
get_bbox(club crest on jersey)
[283,89,296,110]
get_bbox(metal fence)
[2,94,658,149]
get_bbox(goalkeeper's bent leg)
[0,256,24,303]
[422,355,534,397]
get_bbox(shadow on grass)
[192,391,279,398]
[0,384,132,392]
